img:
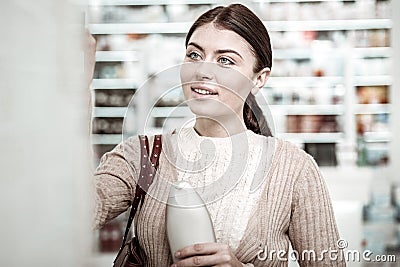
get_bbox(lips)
[190,85,218,96]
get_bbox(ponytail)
[243,93,272,137]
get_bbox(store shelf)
[274,48,312,60]
[91,79,138,89]
[91,134,122,144]
[254,0,355,2]
[354,75,393,86]
[90,0,356,4]
[362,131,391,143]
[270,104,344,115]
[274,47,392,60]
[89,22,191,34]
[266,19,392,31]
[89,0,223,6]
[93,107,128,117]
[88,19,391,34]
[93,105,344,118]
[277,132,344,143]
[87,1,394,169]
[91,76,390,90]
[355,104,390,115]
[96,51,139,62]
[151,106,192,118]
[354,47,392,59]
[265,76,343,87]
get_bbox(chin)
[187,102,218,118]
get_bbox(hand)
[171,242,243,267]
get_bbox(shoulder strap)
[119,134,162,250]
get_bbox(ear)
[251,67,270,95]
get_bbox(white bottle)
[166,181,216,263]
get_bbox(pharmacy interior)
[86,0,399,266]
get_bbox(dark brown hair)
[185,4,273,137]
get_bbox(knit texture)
[94,127,345,266]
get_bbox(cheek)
[180,63,193,85]
[216,69,254,101]
[180,64,195,100]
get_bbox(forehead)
[188,23,254,57]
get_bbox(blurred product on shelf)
[271,29,390,51]
[286,115,340,133]
[352,29,391,47]
[356,112,389,166]
[166,4,211,22]
[94,61,143,80]
[94,62,123,79]
[92,118,124,134]
[266,84,344,105]
[255,1,390,21]
[356,114,389,134]
[155,90,185,107]
[95,89,134,107]
[362,179,399,254]
[88,5,167,23]
[95,34,148,51]
[89,4,214,24]
[356,85,389,104]
[89,0,393,170]
[357,137,389,167]
[304,143,337,166]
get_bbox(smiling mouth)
[191,87,218,96]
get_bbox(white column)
[390,0,400,183]
[0,1,92,266]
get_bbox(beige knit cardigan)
[94,131,346,266]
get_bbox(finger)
[175,243,226,259]
[173,254,221,267]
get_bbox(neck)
[193,115,247,138]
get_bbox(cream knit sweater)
[94,127,346,266]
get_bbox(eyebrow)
[187,42,244,60]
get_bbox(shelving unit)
[95,51,139,62]
[88,19,391,34]
[87,0,397,264]
[91,79,138,89]
[274,47,392,60]
[91,0,224,5]
[89,0,393,169]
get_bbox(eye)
[218,57,234,65]
[186,51,202,61]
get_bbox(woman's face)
[180,23,262,120]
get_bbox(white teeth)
[193,88,215,95]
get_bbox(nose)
[194,62,215,81]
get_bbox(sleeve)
[93,136,141,229]
[288,155,346,266]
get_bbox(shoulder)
[276,137,308,158]
[251,133,312,164]
[273,138,326,192]
[264,136,319,184]
[272,137,313,165]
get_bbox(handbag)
[113,134,162,267]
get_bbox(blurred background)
[0,0,399,266]
[87,0,399,266]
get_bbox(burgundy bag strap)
[119,134,162,251]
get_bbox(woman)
[94,4,345,267]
